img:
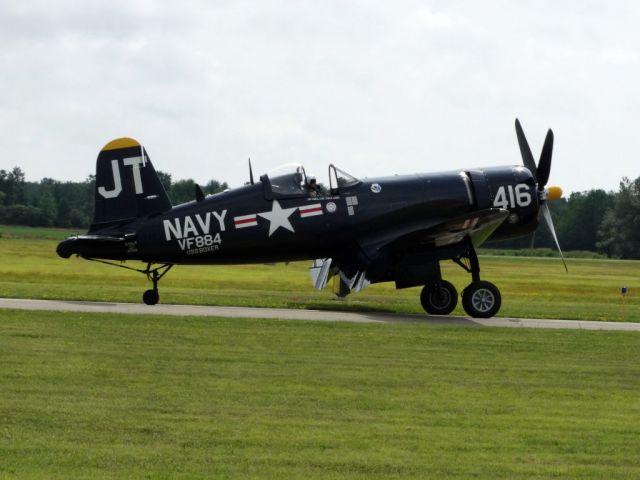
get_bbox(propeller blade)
[541,202,568,272]
[515,118,537,178]
[537,129,554,188]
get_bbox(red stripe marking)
[301,207,322,214]
[235,217,257,225]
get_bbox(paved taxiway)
[1,298,638,331]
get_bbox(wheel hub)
[471,288,495,313]
[430,288,451,308]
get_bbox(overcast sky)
[1,0,638,194]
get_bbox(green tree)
[597,177,640,259]
[168,178,228,204]
[1,205,43,226]
[36,189,58,227]
[556,190,614,251]
[157,171,172,194]
[204,180,228,195]
[169,179,197,205]
[0,167,27,206]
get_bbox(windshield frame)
[328,164,361,194]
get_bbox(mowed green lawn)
[1,309,639,479]
[0,225,639,321]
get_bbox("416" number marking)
[493,184,532,209]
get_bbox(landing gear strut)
[85,258,173,306]
[452,241,501,318]
[142,264,173,306]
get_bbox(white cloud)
[600,48,639,65]
[411,6,454,30]
[0,0,639,194]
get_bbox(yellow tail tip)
[101,137,141,151]
[546,186,563,201]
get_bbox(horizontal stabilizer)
[56,234,133,259]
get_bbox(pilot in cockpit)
[306,176,320,197]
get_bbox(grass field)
[1,225,638,321]
[1,309,639,479]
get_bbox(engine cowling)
[468,166,539,241]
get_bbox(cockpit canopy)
[260,163,360,199]
[265,163,308,196]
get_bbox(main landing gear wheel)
[143,289,159,306]
[462,281,501,318]
[420,280,458,315]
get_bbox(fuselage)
[58,164,540,265]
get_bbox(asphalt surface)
[1,298,639,331]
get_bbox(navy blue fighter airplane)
[57,119,565,318]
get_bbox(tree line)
[0,166,638,258]
[0,167,227,231]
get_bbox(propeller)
[515,118,567,272]
[542,202,567,272]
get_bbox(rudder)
[91,137,172,232]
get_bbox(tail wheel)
[143,289,159,306]
[462,281,501,318]
[420,280,458,315]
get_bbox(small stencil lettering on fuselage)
[345,196,358,216]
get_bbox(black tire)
[420,280,458,315]
[143,289,159,306]
[462,281,501,318]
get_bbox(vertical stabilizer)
[91,137,172,232]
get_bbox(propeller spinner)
[515,118,567,272]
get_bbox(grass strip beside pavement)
[1,309,640,479]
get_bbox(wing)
[309,208,508,295]
[377,208,509,253]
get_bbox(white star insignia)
[258,200,298,236]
